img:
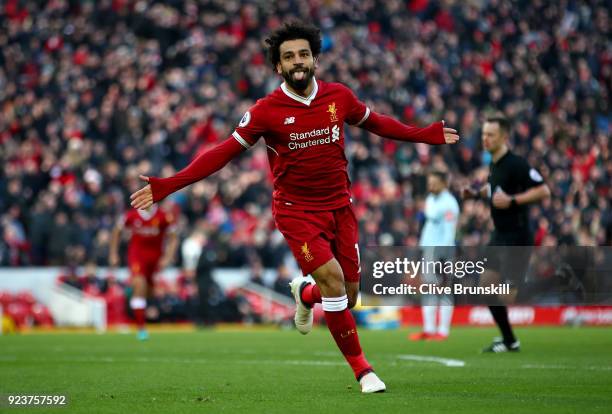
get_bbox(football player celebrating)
[130,21,459,392]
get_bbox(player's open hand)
[443,127,460,144]
[130,175,154,210]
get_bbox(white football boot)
[359,372,386,393]
[289,277,313,335]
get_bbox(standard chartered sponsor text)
[289,137,331,150]
[288,125,340,150]
[290,126,330,140]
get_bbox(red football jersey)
[123,206,175,259]
[232,78,369,212]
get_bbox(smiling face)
[276,39,316,92]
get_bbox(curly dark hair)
[264,21,322,68]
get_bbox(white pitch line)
[397,354,466,367]
[521,364,568,370]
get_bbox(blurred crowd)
[1,0,610,271]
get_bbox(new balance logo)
[284,116,295,125]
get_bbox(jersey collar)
[137,205,158,220]
[280,77,318,106]
[492,147,510,164]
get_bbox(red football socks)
[130,297,146,330]
[301,283,322,307]
[134,308,145,329]
[322,295,372,380]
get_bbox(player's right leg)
[128,262,149,340]
[289,277,315,334]
[435,294,454,340]
[410,294,438,341]
[274,209,332,334]
[410,258,439,341]
[481,248,518,350]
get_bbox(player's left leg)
[130,272,148,341]
[481,244,527,352]
[311,259,385,393]
[299,282,322,307]
[129,258,158,340]
[410,248,439,340]
[410,294,438,341]
[326,205,385,393]
[435,294,453,340]
[344,281,359,309]
[483,306,521,353]
[277,209,333,334]
[482,271,518,351]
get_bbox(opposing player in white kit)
[410,170,459,341]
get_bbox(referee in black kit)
[464,115,550,353]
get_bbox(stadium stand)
[0,289,54,329]
[1,0,609,275]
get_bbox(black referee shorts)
[485,230,534,285]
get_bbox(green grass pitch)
[1,327,611,413]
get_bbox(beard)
[282,66,315,92]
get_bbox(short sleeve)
[517,158,545,189]
[443,204,459,223]
[164,213,178,233]
[439,195,459,222]
[232,101,268,149]
[342,85,370,126]
[118,213,129,228]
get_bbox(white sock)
[438,295,454,336]
[321,295,348,312]
[130,297,146,310]
[423,305,437,334]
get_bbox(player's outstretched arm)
[130,137,246,210]
[159,231,179,269]
[361,111,459,145]
[108,220,123,267]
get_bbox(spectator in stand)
[80,262,107,295]
[248,260,266,288]
[0,1,609,275]
[59,266,82,291]
[272,264,293,299]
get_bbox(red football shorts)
[127,254,159,285]
[273,204,361,282]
